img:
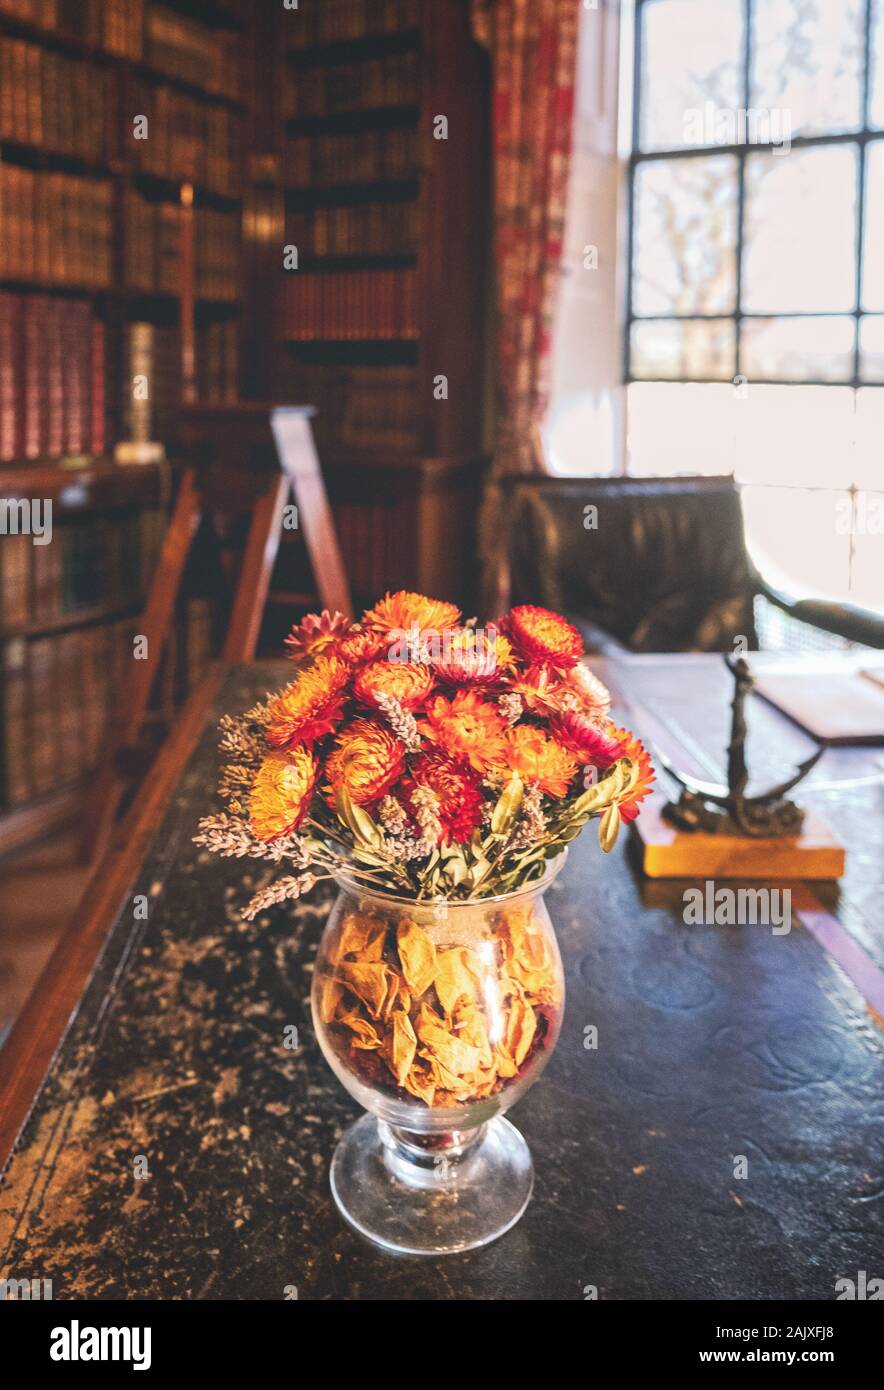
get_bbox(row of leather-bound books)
[0,596,216,806]
[0,294,106,463]
[287,0,421,49]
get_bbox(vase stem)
[379,1120,487,1188]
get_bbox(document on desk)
[753,670,884,743]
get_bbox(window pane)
[850,495,884,612]
[633,155,738,314]
[742,486,853,601]
[626,382,740,474]
[741,316,856,382]
[631,318,735,379]
[639,0,744,152]
[855,389,884,485]
[862,142,884,310]
[730,385,858,488]
[743,145,858,313]
[872,0,884,129]
[859,316,884,381]
[751,0,865,137]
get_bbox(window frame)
[624,0,881,388]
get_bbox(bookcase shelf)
[0,140,118,180]
[157,0,246,32]
[0,278,115,297]
[0,459,164,504]
[0,0,490,853]
[0,12,245,107]
[286,106,421,138]
[130,171,242,210]
[0,598,146,643]
[0,14,116,63]
[281,339,421,365]
[132,61,245,110]
[286,29,421,68]
[298,254,419,273]
[285,179,420,209]
[270,0,489,614]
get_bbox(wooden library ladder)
[78,405,351,865]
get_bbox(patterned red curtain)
[473,0,579,477]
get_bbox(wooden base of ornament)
[632,797,845,880]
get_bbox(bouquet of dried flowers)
[195,592,654,919]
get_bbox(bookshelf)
[0,0,491,853]
[273,0,491,610]
[0,0,249,853]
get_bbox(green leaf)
[558,822,586,843]
[599,803,621,853]
[445,855,469,887]
[567,761,630,820]
[491,774,524,835]
[335,787,382,849]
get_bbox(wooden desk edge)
[0,664,227,1175]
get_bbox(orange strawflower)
[363,590,461,636]
[265,653,350,749]
[610,727,655,823]
[503,604,583,670]
[336,624,385,665]
[284,610,350,661]
[550,710,624,768]
[419,688,508,773]
[249,748,317,840]
[324,717,406,806]
[353,659,435,710]
[432,626,517,686]
[508,664,562,712]
[490,724,579,798]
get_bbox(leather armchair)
[502,475,884,653]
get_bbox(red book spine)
[90,315,106,455]
[0,293,19,462]
[22,295,41,460]
[47,297,64,457]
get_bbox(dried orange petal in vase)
[195,594,653,1254]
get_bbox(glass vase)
[311,855,566,1254]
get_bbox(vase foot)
[329,1112,534,1255]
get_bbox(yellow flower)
[363,590,461,635]
[249,748,317,840]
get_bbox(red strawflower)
[284,610,350,661]
[431,626,516,687]
[400,749,485,846]
[550,711,625,768]
[502,605,584,670]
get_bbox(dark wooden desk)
[1,659,881,1299]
